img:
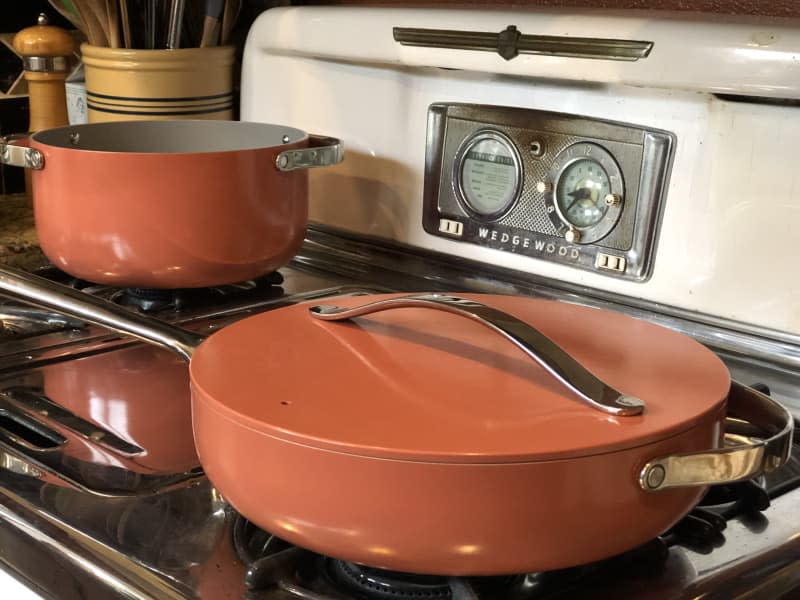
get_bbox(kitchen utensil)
[181,1,203,48]
[220,0,241,45]
[200,0,224,47]
[119,0,131,48]
[146,0,156,48]
[84,0,113,47]
[167,0,186,49]
[0,120,343,288]
[67,0,107,46]
[0,272,790,575]
[47,0,85,33]
[105,0,120,48]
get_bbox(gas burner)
[85,271,285,312]
[227,468,783,600]
[228,514,671,600]
[329,561,453,599]
[35,267,286,313]
[0,306,85,339]
[232,515,472,598]
[698,480,770,514]
[114,288,182,312]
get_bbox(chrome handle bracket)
[275,135,344,172]
[0,134,44,170]
[309,293,644,416]
[640,381,793,491]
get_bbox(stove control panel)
[423,104,674,281]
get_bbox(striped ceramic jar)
[81,45,234,122]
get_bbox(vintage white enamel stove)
[1,5,800,599]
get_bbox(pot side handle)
[639,381,793,491]
[0,134,44,169]
[308,293,645,417]
[275,135,343,172]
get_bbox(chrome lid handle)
[640,382,793,491]
[309,293,644,416]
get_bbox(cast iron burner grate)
[329,560,453,599]
[228,475,778,599]
[228,509,723,600]
[101,271,285,312]
[33,266,285,313]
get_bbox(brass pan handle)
[639,381,793,491]
[309,293,645,417]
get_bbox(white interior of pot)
[32,121,307,153]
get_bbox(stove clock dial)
[540,143,625,244]
[453,129,523,221]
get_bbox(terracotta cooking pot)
[0,121,342,288]
[0,265,792,575]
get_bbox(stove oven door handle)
[309,293,646,417]
[639,381,794,491]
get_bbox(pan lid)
[190,293,730,463]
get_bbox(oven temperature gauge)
[540,143,624,244]
[453,129,523,221]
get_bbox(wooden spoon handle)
[200,15,219,47]
[72,0,108,46]
[105,0,120,48]
[220,0,241,45]
[47,0,84,33]
[83,0,112,46]
[119,0,131,48]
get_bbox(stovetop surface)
[0,230,798,599]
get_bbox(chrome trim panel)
[296,228,800,372]
[422,103,675,281]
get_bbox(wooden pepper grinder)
[13,13,74,132]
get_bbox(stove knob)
[565,228,581,243]
[604,193,622,206]
[536,181,552,194]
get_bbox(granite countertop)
[0,193,50,271]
